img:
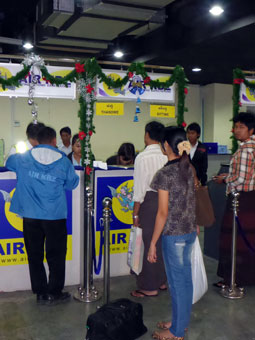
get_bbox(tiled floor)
[1,238,255,340]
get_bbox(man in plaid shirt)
[214,112,255,288]
[215,112,255,193]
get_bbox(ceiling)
[0,0,254,85]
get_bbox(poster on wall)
[96,69,175,103]
[0,63,76,99]
[240,78,255,105]
[0,176,73,266]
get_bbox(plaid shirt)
[226,135,255,193]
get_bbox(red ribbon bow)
[86,84,94,94]
[78,131,86,140]
[233,78,244,85]
[143,76,151,84]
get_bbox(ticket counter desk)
[0,168,84,292]
[93,167,134,279]
[0,167,134,292]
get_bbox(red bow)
[128,72,133,79]
[78,131,86,140]
[86,166,92,176]
[88,130,93,136]
[144,76,151,84]
[181,121,187,128]
[233,78,244,85]
[184,88,188,95]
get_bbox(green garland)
[0,57,188,183]
[232,68,255,153]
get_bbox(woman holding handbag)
[148,126,197,340]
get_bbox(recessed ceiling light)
[209,5,224,16]
[114,50,124,58]
[23,42,33,50]
[192,67,202,72]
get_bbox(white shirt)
[189,141,198,160]
[57,142,72,155]
[133,144,167,203]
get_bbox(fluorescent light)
[192,67,202,72]
[23,42,33,50]
[16,141,27,153]
[114,50,124,58]
[209,5,224,16]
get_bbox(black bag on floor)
[85,298,147,340]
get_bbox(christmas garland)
[0,56,188,183]
[232,68,255,153]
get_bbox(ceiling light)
[209,5,224,16]
[23,42,33,50]
[192,67,202,72]
[114,50,124,58]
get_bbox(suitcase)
[85,298,147,340]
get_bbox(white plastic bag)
[192,236,208,304]
[127,226,144,275]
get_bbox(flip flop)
[213,281,226,288]
[130,290,158,298]
[159,286,167,291]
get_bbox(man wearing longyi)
[131,121,167,298]
[214,112,255,287]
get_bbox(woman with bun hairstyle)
[148,126,197,340]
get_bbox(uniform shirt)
[133,144,167,203]
[57,142,72,155]
[150,159,196,236]
[189,141,198,160]
[226,135,255,193]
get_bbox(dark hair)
[37,127,57,144]
[162,126,191,183]
[26,122,45,140]
[145,121,165,142]
[60,126,71,135]
[233,112,255,131]
[71,134,79,146]
[187,122,201,136]
[117,143,135,162]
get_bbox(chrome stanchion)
[220,191,245,299]
[102,197,112,305]
[74,187,101,302]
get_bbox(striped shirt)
[226,135,255,193]
[133,144,167,203]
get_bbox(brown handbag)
[195,186,215,227]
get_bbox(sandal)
[213,281,226,288]
[152,330,184,340]
[157,322,188,332]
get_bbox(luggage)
[85,298,147,340]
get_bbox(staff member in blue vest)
[6,126,79,305]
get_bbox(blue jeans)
[162,232,196,337]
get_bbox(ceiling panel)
[58,17,135,40]
[39,38,108,49]
[111,0,176,8]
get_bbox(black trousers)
[23,218,67,295]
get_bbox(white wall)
[203,83,233,150]
[0,84,202,162]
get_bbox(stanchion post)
[74,187,101,303]
[220,191,245,299]
[102,197,112,305]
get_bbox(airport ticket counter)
[0,167,134,292]
[0,168,84,292]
